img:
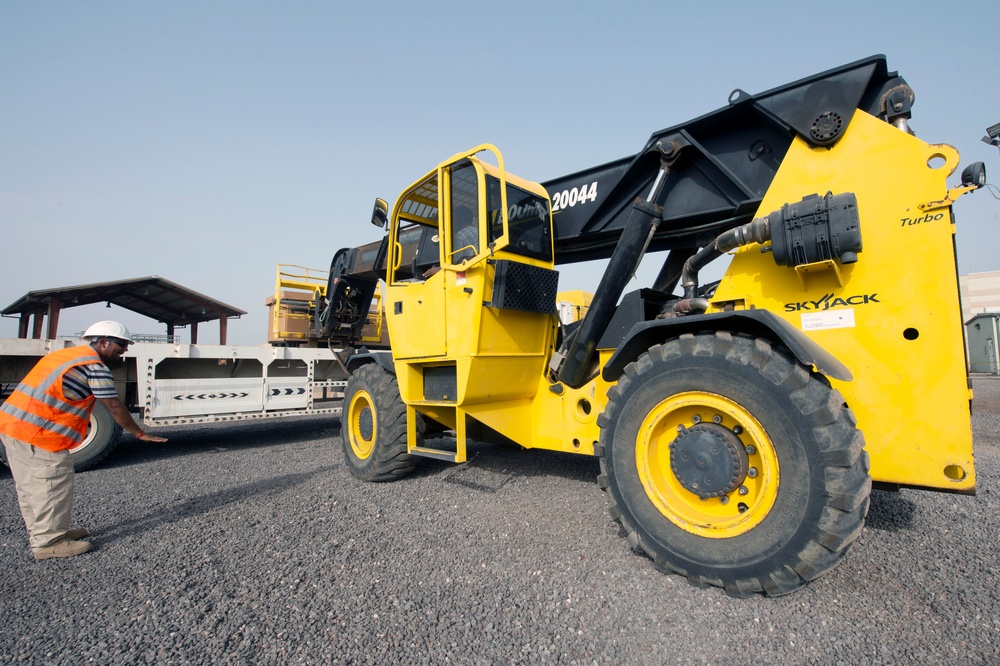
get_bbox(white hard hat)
[82,320,135,343]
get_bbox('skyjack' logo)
[784,293,880,312]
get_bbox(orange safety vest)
[0,345,104,452]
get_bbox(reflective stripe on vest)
[0,346,104,452]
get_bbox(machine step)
[410,446,463,463]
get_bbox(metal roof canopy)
[2,276,247,344]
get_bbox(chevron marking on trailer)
[269,388,307,396]
[172,392,251,401]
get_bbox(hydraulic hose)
[679,217,771,300]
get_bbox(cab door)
[385,153,488,361]
[385,170,447,359]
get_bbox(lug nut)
[692,414,702,424]
[720,496,730,505]
[733,425,743,435]
[738,486,749,496]
[712,414,722,424]
[745,445,756,455]
[747,467,758,478]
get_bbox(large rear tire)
[597,331,870,597]
[341,363,419,482]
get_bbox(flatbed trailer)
[0,337,349,470]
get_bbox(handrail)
[272,264,330,343]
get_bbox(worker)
[0,320,168,560]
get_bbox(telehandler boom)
[321,55,985,596]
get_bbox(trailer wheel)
[69,401,123,471]
[341,363,418,482]
[597,331,870,597]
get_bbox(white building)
[959,270,1000,324]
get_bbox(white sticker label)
[801,309,855,331]
[456,272,466,286]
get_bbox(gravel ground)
[1,378,998,664]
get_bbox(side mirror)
[371,198,389,229]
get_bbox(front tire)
[341,363,419,481]
[597,331,870,597]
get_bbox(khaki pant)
[1,434,75,549]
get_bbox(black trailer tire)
[341,363,419,482]
[69,401,123,471]
[597,331,870,597]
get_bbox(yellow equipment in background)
[268,264,386,348]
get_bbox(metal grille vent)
[486,260,559,315]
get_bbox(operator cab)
[382,144,559,406]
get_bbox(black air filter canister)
[768,192,862,267]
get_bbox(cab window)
[486,175,551,262]
[390,173,439,283]
[449,161,480,264]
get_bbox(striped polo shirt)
[62,361,118,401]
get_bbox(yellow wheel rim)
[347,389,377,460]
[635,391,779,538]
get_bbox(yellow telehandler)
[317,55,984,596]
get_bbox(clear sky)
[2,1,998,345]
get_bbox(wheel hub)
[669,423,749,499]
[358,406,374,441]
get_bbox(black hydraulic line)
[680,217,771,299]
[715,217,771,253]
[670,297,710,314]
[652,247,697,295]
[680,245,722,299]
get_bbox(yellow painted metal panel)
[712,112,974,492]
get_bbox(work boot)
[64,528,89,540]
[32,539,93,561]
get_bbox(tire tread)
[597,331,871,596]
[341,364,417,482]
